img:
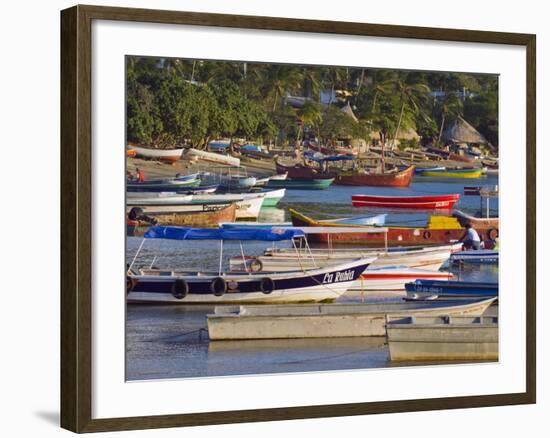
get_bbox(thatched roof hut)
[369,127,420,141]
[442,117,489,145]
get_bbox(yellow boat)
[421,169,482,178]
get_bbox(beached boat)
[253,188,285,207]
[130,145,184,162]
[126,203,237,228]
[413,166,446,174]
[206,298,496,339]
[450,250,499,264]
[351,194,460,210]
[405,279,498,299]
[419,168,482,178]
[289,208,496,246]
[452,210,499,230]
[184,148,240,167]
[219,174,257,191]
[386,315,498,361]
[127,177,201,192]
[266,178,334,190]
[127,226,373,304]
[334,165,415,187]
[274,157,334,180]
[126,193,194,205]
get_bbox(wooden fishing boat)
[274,157,334,180]
[289,208,496,246]
[255,188,285,207]
[184,148,240,167]
[267,178,334,190]
[206,298,496,340]
[130,145,184,162]
[405,279,498,299]
[350,267,453,292]
[127,203,237,228]
[419,168,482,178]
[127,226,372,304]
[449,152,475,163]
[352,194,460,210]
[190,193,265,220]
[127,177,201,192]
[334,165,415,187]
[413,166,445,174]
[386,315,498,361]
[452,210,499,230]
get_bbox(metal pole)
[239,241,249,273]
[129,238,146,271]
[219,240,224,275]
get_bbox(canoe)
[452,210,499,230]
[352,194,460,210]
[128,258,372,305]
[266,178,334,190]
[274,158,334,180]
[419,168,482,178]
[405,279,498,299]
[184,148,240,167]
[126,203,237,228]
[231,244,454,273]
[386,315,498,361]
[206,298,496,339]
[334,165,415,187]
[130,145,184,162]
[289,208,496,246]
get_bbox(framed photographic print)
[60,4,536,433]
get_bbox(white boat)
[183,148,240,167]
[127,226,374,304]
[130,145,184,162]
[206,298,497,340]
[450,249,499,264]
[348,266,453,292]
[269,172,288,181]
[231,244,457,273]
[191,193,265,220]
[126,192,193,205]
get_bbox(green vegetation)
[127,57,498,150]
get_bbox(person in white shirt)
[459,223,481,250]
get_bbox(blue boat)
[450,250,499,264]
[405,279,498,299]
[413,166,446,175]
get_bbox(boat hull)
[128,260,370,304]
[334,166,415,187]
[275,160,334,180]
[405,279,498,298]
[267,178,334,190]
[130,145,184,162]
[351,194,460,210]
[206,298,496,339]
[420,169,482,178]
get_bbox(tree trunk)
[380,130,385,172]
[371,91,378,112]
[392,99,406,151]
[438,113,446,145]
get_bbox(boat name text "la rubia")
[323,270,355,284]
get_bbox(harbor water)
[126,174,499,381]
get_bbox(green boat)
[266,178,334,190]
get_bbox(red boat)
[334,165,415,187]
[275,157,334,180]
[352,194,460,210]
[289,208,497,246]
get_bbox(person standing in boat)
[459,222,481,250]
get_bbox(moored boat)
[190,193,265,220]
[351,194,460,210]
[386,314,498,361]
[184,148,240,167]
[452,209,499,230]
[419,168,482,178]
[266,178,334,190]
[350,267,453,292]
[127,226,373,304]
[289,208,496,246]
[334,165,415,187]
[256,188,286,207]
[405,279,498,299]
[127,177,201,192]
[206,298,497,340]
[450,250,499,264]
[126,203,237,228]
[274,157,334,180]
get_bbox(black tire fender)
[249,259,263,272]
[211,277,227,296]
[171,279,189,300]
[260,277,275,294]
[423,230,432,239]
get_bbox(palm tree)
[259,65,303,112]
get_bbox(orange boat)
[334,165,415,187]
[289,208,497,246]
